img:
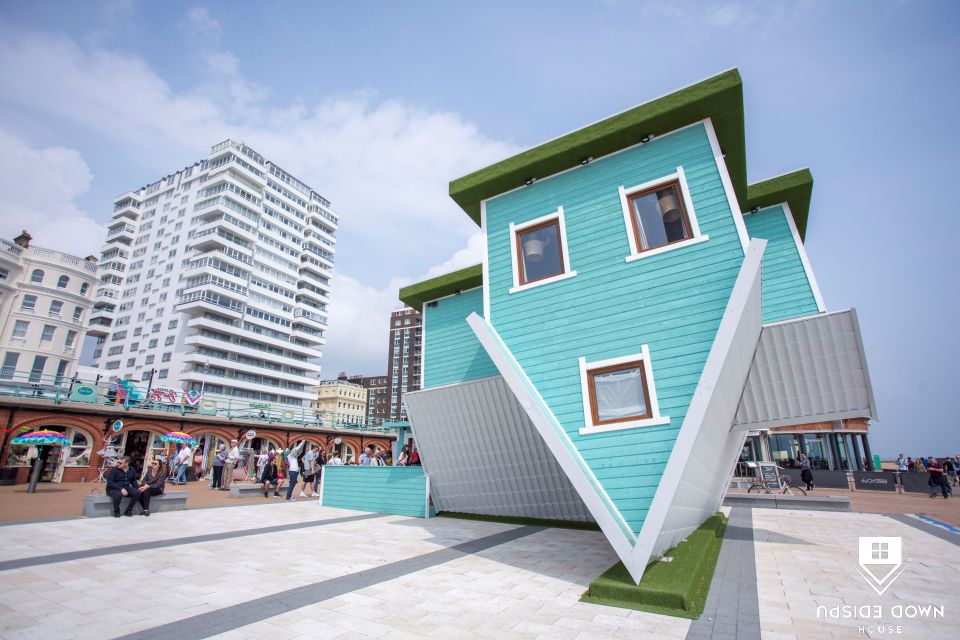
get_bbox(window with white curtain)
[578,346,671,434]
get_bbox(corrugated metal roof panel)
[733,309,876,430]
[403,376,594,522]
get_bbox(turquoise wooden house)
[400,70,876,583]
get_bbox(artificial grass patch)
[437,511,601,531]
[581,512,727,619]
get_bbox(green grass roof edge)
[399,263,483,309]
[402,71,815,307]
[449,69,747,225]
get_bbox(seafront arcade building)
[399,69,877,583]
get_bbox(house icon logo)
[857,537,907,595]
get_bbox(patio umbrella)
[11,430,71,494]
[160,431,197,446]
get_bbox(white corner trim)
[424,474,431,519]
[577,346,670,434]
[703,118,750,255]
[509,206,574,292]
[624,235,710,262]
[619,167,707,261]
[481,200,491,322]
[466,312,639,571]
[782,202,826,313]
[419,303,427,390]
[628,237,767,577]
[508,270,578,294]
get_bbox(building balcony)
[180,369,315,402]
[106,222,136,243]
[186,316,319,360]
[292,323,325,345]
[191,227,253,253]
[182,275,248,298]
[176,290,244,318]
[183,332,321,373]
[112,194,141,221]
[182,350,317,386]
[299,256,332,279]
[192,246,254,269]
[184,260,249,289]
[94,284,121,301]
[192,215,256,244]
[87,316,114,337]
[293,308,327,329]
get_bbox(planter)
[0,467,19,486]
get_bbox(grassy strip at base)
[581,512,727,619]
[437,511,601,531]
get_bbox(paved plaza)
[0,501,955,639]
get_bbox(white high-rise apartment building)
[86,140,336,407]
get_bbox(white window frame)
[509,206,577,294]
[578,345,670,435]
[619,166,709,262]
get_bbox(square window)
[578,346,670,434]
[626,181,691,252]
[509,207,576,293]
[20,295,37,312]
[516,219,564,285]
[619,169,707,261]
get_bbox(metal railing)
[0,371,396,434]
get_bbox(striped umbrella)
[160,431,198,446]
[11,430,70,447]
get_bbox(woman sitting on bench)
[137,459,167,516]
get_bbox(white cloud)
[0,129,106,257]
[0,14,517,378]
[423,232,485,279]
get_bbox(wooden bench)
[82,491,188,517]
[228,482,288,498]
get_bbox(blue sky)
[0,1,957,456]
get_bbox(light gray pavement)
[0,501,956,639]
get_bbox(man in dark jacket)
[106,456,140,517]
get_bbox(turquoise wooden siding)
[484,123,745,536]
[321,466,428,517]
[744,206,820,323]
[423,288,498,389]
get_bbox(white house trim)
[619,167,708,262]
[509,206,576,293]
[419,302,427,390]
[466,312,638,560]
[782,202,826,313]
[578,346,671,435]
[480,200,491,321]
[703,118,750,254]
[627,238,766,579]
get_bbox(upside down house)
[398,69,877,583]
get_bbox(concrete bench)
[228,482,288,498]
[723,493,850,512]
[82,491,188,517]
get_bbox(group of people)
[104,456,167,517]
[106,438,424,516]
[897,453,958,498]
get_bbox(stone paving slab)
[0,502,690,639]
[753,509,959,639]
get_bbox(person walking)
[259,451,280,498]
[409,447,421,466]
[285,441,305,501]
[173,444,192,485]
[799,453,814,491]
[927,457,950,499]
[210,444,226,489]
[896,453,907,472]
[397,445,409,466]
[943,457,958,490]
[312,447,326,495]
[327,449,343,466]
[137,459,166,516]
[105,456,140,517]
[221,439,241,491]
[300,445,319,498]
